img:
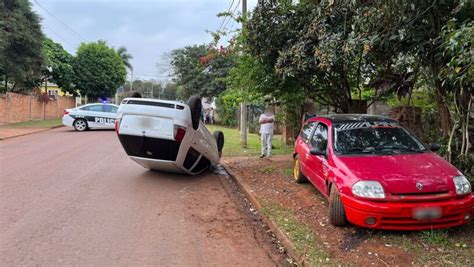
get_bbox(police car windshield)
[334,121,427,155]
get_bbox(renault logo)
[416,182,423,191]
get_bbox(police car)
[63,103,119,131]
[115,96,224,174]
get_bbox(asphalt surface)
[0,127,276,266]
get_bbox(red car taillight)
[114,119,121,134]
[63,110,69,115]
[174,126,186,143]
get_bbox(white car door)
[99,104,118,129]
[80,104,104,128]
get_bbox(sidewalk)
[0,128,52,140]
[0,119,63,140]
[221,155,474,266]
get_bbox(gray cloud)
[32,0,258,81]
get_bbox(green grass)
[283,167,294,177]
[207,125,293,157]
[7,119,62,128]
[259,166,276,174]
[260,200,330,265]
[420,229,450,247]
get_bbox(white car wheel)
[73,119,88,131]
[187,96,202,130]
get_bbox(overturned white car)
[115,96,224,174]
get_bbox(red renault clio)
[293,115,473,230]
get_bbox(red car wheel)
[329,185,347,226]
[293,155,307,183]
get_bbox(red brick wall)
[0,92,76,125]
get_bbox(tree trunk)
[434,81,451,137]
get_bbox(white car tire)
[187,96,202,130]
[213,131,224,157]
[73,119,88,132]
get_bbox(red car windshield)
[333,122,427,155]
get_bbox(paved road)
[0,128,276,266]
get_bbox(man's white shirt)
[259,113,275,134]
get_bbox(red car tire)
[329,185,347,226]
[293,155,308,183]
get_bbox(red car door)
[297,121,317,176]
[306,123,329,192]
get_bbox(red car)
[293,115,473,230]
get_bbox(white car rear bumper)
[62,115,74,127]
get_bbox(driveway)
[0,128,279,265]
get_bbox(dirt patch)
[223,155,474,266]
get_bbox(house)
[39,82,75,97]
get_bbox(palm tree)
[117,46,133,71]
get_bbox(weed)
[419,229,450,247]
[282,167,294,177]
[260,167,276,174]
[260,200,330,266]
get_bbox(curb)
[0,125,64,140]
[220,162,308,266]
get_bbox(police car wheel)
[73,119,88,131]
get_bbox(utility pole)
[240,0,248,148]
[130,70,133,91]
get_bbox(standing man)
[209,107,215,125]
[259,106,275,158]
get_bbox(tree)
[162,82,178,100]
[42,38,75,94]
[123,79,170,98]
[0,0,45,92]
[116,46,133,71]
[73,41,126,99]
[439,19,473,166]
[170,44,234,99]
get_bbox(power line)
[218,0,235,33]
[222,0,241,32]
[34,0,88,43]
[42,23,76,51]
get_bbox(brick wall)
[0,92,76,125]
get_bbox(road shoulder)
[0,125,63,140]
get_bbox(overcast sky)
[31,0,258,81]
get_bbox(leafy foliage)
[73,41,127,98]
[116,46,133,71]
[0,0,45,92]
[42,38,75,94]
[170,44,234,99]
[237,0,473,170]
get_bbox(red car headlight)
[352,181,386,199]
[453,175,472,195]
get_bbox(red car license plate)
[412,207,442,221]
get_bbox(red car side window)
[311,123,328,151]
[300,122,316,143]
